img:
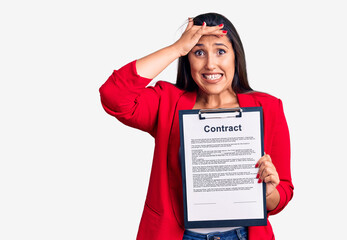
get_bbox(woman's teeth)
[203,74,222,80]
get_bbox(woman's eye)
[194,50,205,56]
[217,49,226,55]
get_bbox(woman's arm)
[100,20,226,134]
[256,154,281,211]
[136,19,226,79]
[136,45,181,79]
[268,99,294,215]
[266,188,280,211]
[99,61,160,135]
[256,99,294,213]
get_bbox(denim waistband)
[183,227,248,240]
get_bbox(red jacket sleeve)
[99,60,160,137]
[268,99,294,215]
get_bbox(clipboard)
[179,107,267,229]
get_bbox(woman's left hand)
[256,153,280,197]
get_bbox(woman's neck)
[194,89,239,109]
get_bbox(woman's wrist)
[166,43,184,60]
[266,188,280,211]
[170,41,187,58]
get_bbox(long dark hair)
[176,13,252,93]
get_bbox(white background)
[1,0,346,239]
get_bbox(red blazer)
[99,61,294,240]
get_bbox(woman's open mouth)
[202,73,223,83]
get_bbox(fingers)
[186,19,226,37]
[185,17,194,32]
[257,165,276,183]
[256,154,273,182]
[196,21,207,35]
[255,154,279,185]
[196,23,226,37]
[255,153,272,169]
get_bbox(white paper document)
[179,108,266,228]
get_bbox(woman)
[99,13,293,240]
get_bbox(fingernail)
[258,179,262,183]
[218,24,223,27]
[256,174,259,179]
[222,30,227,34]
[202,22,206,26]
[255,163,259,168]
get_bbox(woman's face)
[188,35,235,96]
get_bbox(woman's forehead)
[196,35,232,47]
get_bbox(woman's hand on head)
[256,153,280,197]
[173,18,227,57]
[136,18,226,79]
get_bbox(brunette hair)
[176,12,253,93]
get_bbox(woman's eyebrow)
[214,43,229,49]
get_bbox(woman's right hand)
[172,18,227,57]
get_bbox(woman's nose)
[204,55,217,70]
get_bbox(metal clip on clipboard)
[198,107,243,120]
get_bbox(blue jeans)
[182,227,248,240]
